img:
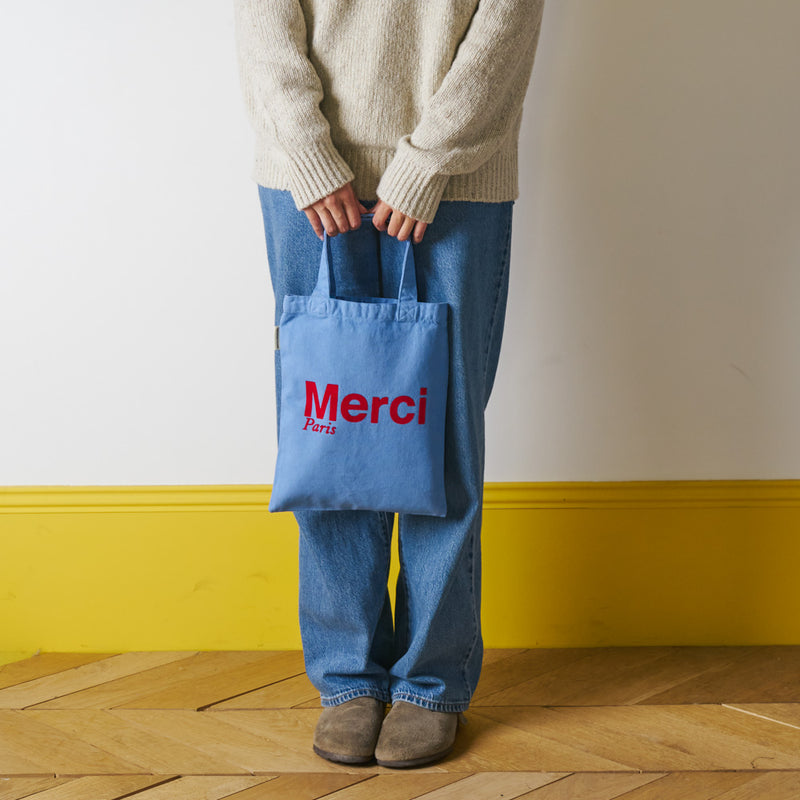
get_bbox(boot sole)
[375,744,453,769]
[313,744,375,765]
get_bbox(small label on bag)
[274,326,280,351]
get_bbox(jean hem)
[319,687,391,707]
[391,691,470,713]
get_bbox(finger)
[387,210,405,238]
[396,215,416,242]
[304,208,324,240]
[316,206,339,237]
[324,199,350,234]
[342,192,363,231]
[372,201,390,228]
[413,221,428,244]
[371,201,392,231]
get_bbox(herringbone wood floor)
[2,647,800,799]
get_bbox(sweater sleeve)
[233,0,354,209]
[377,0,545,223]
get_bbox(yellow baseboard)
[2,481,800,655]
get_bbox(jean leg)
[298,509,395,705]
[385,201,514,712]
[257,187,395,705]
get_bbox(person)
[234,0,545,768]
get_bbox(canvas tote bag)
[269,222,448,515]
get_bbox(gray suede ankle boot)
[312,696,386,764]
[375,701,460,768]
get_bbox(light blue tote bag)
[269,223,448,516]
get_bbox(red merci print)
[303,381,428,434]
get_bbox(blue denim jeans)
[258,187,513,712]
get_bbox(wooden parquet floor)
[2,647,800,799]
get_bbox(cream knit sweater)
[234,0,544,223]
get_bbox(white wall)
[2,0,799,485]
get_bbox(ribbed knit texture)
[234,0,544,223]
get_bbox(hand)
[371,200,428,244]
[303,183,368,239]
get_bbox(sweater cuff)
[376,149,450,224]
[284,141,355,210]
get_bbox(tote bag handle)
[312,214,418,320]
